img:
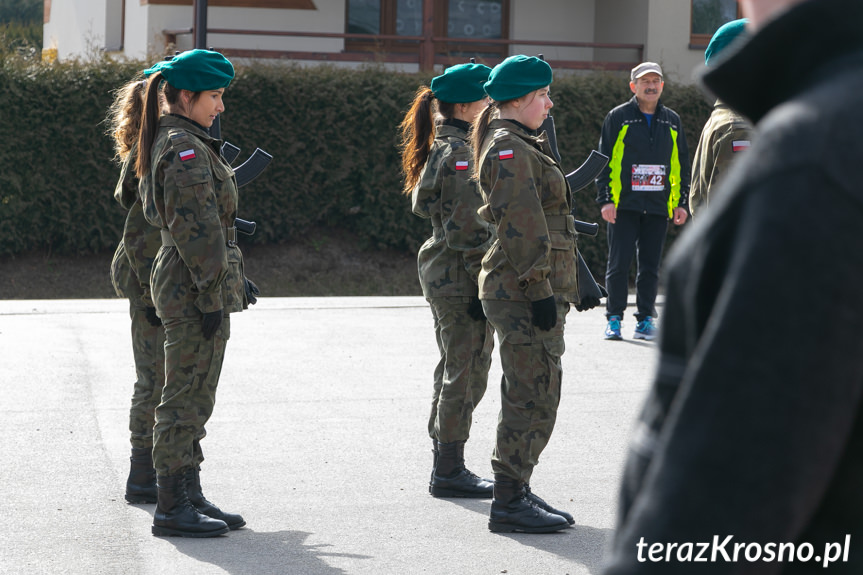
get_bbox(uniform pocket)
[549,232,577,293]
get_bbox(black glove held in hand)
[201,309,224,340]
[466,297,486,322]
[144,307,162,327]
[574,296,600,312]
[531,296,557,331]
[244,277,260,306]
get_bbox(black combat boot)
[430,440,493,498]
[524,483,574,525]
[152,474,229,537]
[488,475,569,533]
[125,447,157,504]
[184,466,246,530]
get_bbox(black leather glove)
[575,283,609,312]
[466,297,486,322]
[574,296,601,312]
[530,296,557,331]
[244,277,260,306]
[201,309,224,340]
[144,307,162,327]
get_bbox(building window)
[346,0,508,58]
[690,0,740,47]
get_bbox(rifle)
[537,55,608,311]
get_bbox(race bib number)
[631,164,666,191]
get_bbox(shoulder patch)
[454,160,469,171]
[732,140,750,152]
[498,149,514,160]
[178,149,197,161]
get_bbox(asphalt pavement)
[0,296,658,575]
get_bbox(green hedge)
[0,56,713,279]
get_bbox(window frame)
[689,0,741,48]
[142,0,316,8]
[345,0,509,59]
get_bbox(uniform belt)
[161,226,238,247]
[546,214,576,234]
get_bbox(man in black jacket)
[595,62,689,341]
[603,0,863,572]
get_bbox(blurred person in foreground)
[603,0,863,572]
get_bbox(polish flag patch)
[732,140,750,152]
[455,160,469,171]
[178,149,196,161]
[498,149,514,160]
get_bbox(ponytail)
[398,86,436,195]
[135,71,166,179]
[470,103,497,179]
[106,77,146,163]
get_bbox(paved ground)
[0,296,658,575]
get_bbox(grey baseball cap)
[631,62,663,81]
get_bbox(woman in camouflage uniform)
[106,70,166,505]
[136,49,248,538]
[399,63,496,498]
[471,55,578,533]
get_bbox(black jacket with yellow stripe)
[595,96,690,218]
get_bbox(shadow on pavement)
[162,528,372,575]
[440,498,613,574]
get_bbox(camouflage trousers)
[482,299,568,484]
[427,297,494,443]
[127,301,166,449]
[152,315,230,477]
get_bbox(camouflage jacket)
[109,146,161,307]
[412,121,495,298]
[140,114,245,318]
[476,119,579,303]
[689,100,754,217]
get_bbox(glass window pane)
[396,0,422,36]
[348,0,381,35]
[447,0,502,39]
[692,0,737,35]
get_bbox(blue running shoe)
[604,315,622,340]
[633,316,657,341]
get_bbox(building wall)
[42,0,707,84]
[43,0,107,60]
[593,0,646,65]
[644,0,704,83]
[510,0,595,62]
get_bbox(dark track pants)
[604,209,668,321]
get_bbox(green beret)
[150,49,235,92]
[705,19,748,66]
[430,63,492,104]
[484,55,552,102]
[142,60,167,77]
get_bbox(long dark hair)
[470,102,499,178]
[398,86,456,195]
[135,72,202,178]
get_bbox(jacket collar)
[703,0,863,124]
[160,113,218,144]
[629,95,663,117]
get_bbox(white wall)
[43,0,107,60]
[206,2,346,53]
